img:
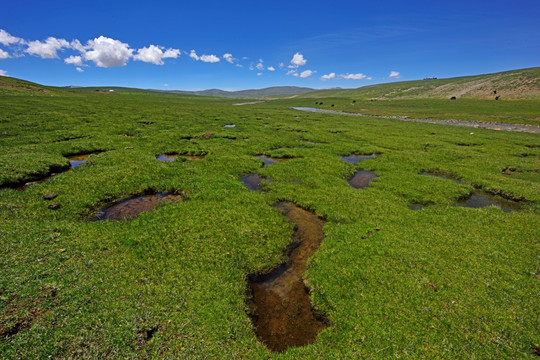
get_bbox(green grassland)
[0,81,539,358]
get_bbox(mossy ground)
[1,92,539,358]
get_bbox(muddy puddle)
[256,155,291,167]
[347,170,378,189]
[418,171,523,212]
[455,192,521,213]
[339,153,376,164]
[247,202,328,352]
[156,153,205,162]
[241,174,270,192]
[94,192,182,220]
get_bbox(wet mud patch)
[339,153,377,164]
[2,164,71,191]
[347,170,378,189]
[94,191,183,221]
[256,155,291,167]
[502,166,539,176]
[247,202,328,352]
[241,174,271,192]
[0,286,57,338]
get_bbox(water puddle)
[455,192,521,213]
[156,153,179,162]
[224,124,236,128]
[247,202,328,352]
[157,153,206,162]
[241,174,268,192]
[256,155,291,167]
[67,154,91,168]
[94,192,182,221]
[347,170,378,189]
[339,153,376,164]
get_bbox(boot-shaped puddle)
[339,153,376,164]
[94,192,182,220]
[247,202,328,352]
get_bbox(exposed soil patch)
[247,202,328,352]
[339,153,376,164]
[347,170,378,189]
[0,286,57,338]
[94,192,182,221]
[256,155,291,167]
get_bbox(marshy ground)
[0,91,539,358]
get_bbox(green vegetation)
[1,79,539,358]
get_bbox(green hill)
[300,67,540,100]
[0,76,64,96]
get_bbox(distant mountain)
[168,86,317,98]
[299,67,540,100]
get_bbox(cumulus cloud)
[389,71,400,78]
[25,37,70,59]
[267,66,275,71]
[320,72,335,81]
[223,53,235,63]
[189,50,199,60]
[0,69,7,76]
[299,70,314,78]
[134,45,180,65]
[256,60,264,71]
[286,69,297,76]
[64,55,84,66]
[0,29,23,46]
[76,67,84,72]
[257,72,262,76]
[340,73,367,80]
[235,63,243,68]
[290,52,307,68]
[0,49,10,59]
[83,36,133,67]
[200,54,220,63]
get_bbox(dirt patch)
[94,191,183,221]
[347,170,378,189]
[247,202,329,352]
[0,286,57,338]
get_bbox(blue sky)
[0,0,539,90]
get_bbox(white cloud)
[257,72,262,76]
[367,77,373,80]
[267,66,275,71]
[163,83,168,87]
[200,54,220,63]
[0,49,10,59]
[76,67,84,72]
[340,73,367,80]
[64,55,84,66]
[223,53,235,63]
[279,62,284,68]
[0,69,7,76]
[0,29,23,46]
[25,37,70,59]
[286,69,297,76]
[300,70,314,78]
[389,71,400,78]
[134,45,180,65]
[83,36,133,67]
[290,52,307,67]
[320,72,335,81]
[190,50,199,60]
[256,61,264,71]
[236,63,243,68]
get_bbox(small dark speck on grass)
[531,344,540,356]
[140,325,159,341]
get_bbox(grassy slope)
[0,91,539,358]
[301,67,540,100]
